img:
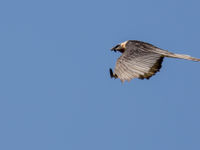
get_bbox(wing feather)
[114,46,164,82]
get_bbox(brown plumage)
[110,40,200,82]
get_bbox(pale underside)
[114,49,164,82]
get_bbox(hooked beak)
[111,44,120,52]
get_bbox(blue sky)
[0,0,200,149]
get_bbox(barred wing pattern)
[114,47,164,82]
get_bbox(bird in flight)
[110,40,200,82]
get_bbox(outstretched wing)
[114,46,164,82]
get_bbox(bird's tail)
[167,53,200,61]
[155,49,200,62]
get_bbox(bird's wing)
[114,47,164,82]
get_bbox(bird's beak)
[111,44,120,52]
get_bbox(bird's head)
[111,41,128,53]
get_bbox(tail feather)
[154,48,200,62]
[166,53,200,62]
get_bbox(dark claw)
[109,68,118,79]
[109,68,114,78]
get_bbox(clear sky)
[0,0,200,150]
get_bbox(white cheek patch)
[120,41,128,49]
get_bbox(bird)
[110,40,200,82]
